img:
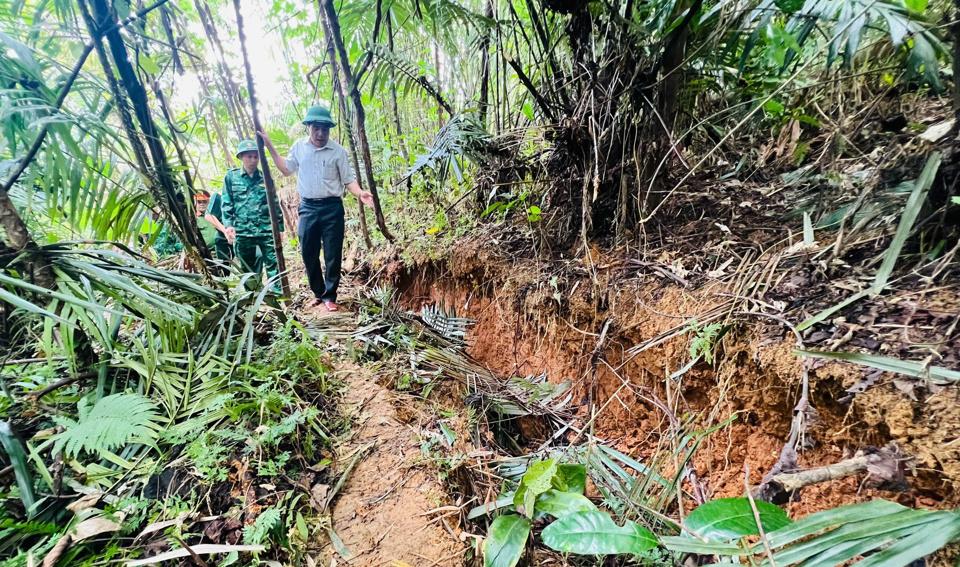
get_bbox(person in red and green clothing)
[220,139,284,291]
[194,191,220,252]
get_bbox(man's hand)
[359,190,375,207]
[225,226,237,245]
[256,130,272,148]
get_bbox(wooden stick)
[232,0,290,297]
[755,446,906,503]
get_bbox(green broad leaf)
[526,205,541,222]
[483,514,530,567]
[536,490,597,518]
[952,196,960,205]
[763,100,785,115]
[541,510,658,555]
[902,0,927,13]
[685,497,791,540]
[139,54,160,75]
[553,464,587,494]
[513,459,557,517]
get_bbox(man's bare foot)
[323,300,339,312]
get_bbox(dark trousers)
[299,197,344,302]
[236,235,279,291]
[214,237,233,262]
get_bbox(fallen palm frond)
[308,286,575,431]
[795,349,960,385]
[663,499,960,566]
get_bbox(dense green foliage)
[0,0,957,564]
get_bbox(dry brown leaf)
[72,515,123,542]
[65,493,102,514]
[310,483,330,511]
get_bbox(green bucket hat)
[302,105,336,127]
[235,139,258,157]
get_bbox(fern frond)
[51,393,161,458]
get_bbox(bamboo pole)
[319,0,394,242]
[88,0,213,271]
[325,35,373,249]
[232,0,290,297]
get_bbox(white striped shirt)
[285,138,356,199]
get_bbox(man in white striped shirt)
[260,105,374,311]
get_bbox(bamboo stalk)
[232,0,290,297]
[319,0,395,242]
[326,34,373,249]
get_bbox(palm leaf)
[663,500,960,566]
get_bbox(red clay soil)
[391,243,960,518]
[317,360,467,566]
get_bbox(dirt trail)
[312,307,466,566]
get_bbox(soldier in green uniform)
[221,140,284,290]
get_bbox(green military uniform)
[153,223,183,257]
[206,192,233,261]
[220,166,283,286]
[197,214,219,249]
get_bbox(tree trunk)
[478,0,494,129]
[80,0,154,178]
[0,193,54,288]
[87,0,212,269]
[954,0,960,123]
[159,5,184,75]
[327,36,373,249]
[319,0,395,242]
[233,0,290,296]
[657,0,702,133]
[386,14,409,164]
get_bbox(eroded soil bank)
[387,243,960,518]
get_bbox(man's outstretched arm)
[258,131,293,176]
[345,180,375,207]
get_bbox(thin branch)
[28,371,99,400]
[353,0,384,84]
[506,58,557,122]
